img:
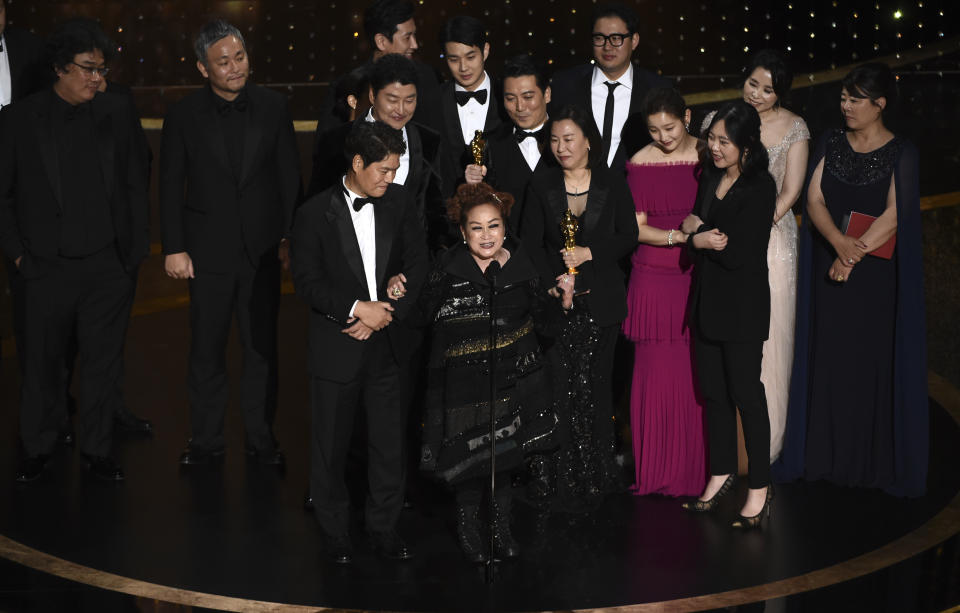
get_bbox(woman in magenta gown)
[623,88,706,496]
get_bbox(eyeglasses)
[69,62,110,78]
[591,32,631,47]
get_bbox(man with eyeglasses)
[0,19,150,482]
[549,1,668,173]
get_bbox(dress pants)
[694,331,771,489]
[19,248,132,458]
[310,333,405,538]
[187,251,280,452]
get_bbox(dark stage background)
[5,0,958,117]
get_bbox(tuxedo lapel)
[33,98,62,209]
[577,69,593,124]
[583,175,608,236]
[545,172,568,225]
[325,192,366,289]
[197,95,233,180]
[93,98,115,202]
[405,123,424,192]
[239,89,263,186]
[440,83,464,150]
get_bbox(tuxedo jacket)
[479,122,556,232]
[314,60,443,137]
[548,62,669,173]
[309,117,456,251]
[291,182,429,381]
[438,77,505,169]
[520,165,637,327]
[3,26,47,103]
[687,169,776,342]
[159,84,301,272]
[0,89,150,277]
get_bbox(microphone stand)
[484,260,500,584]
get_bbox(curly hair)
[446,182,515,227]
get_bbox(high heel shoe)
[682,474,736,513]
[731,485,774,529]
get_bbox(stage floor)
[1,295,959,612]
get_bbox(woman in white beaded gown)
[702,49,809,461]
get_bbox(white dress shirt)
[342,178,379,319]
[455,71,491,145]
[516,120,545,172]
[365,108,410,185]
[0,35,12,108]
[591,63,633,167]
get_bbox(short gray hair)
[194,20,246,65]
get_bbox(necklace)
[565,170,591,197]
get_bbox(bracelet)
[667,229,675,247]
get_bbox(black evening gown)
[805,132,902,488]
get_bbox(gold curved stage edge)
[0,371,957,612]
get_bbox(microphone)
[484,260,501,286]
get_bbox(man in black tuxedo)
[160,20,300,467]
[437,16,503,169]
[548,2,668,173]
[314,0,441,137]
[464,53,554,230]
[0,20,149,482]
[292,120,428,564]
[309,53,454,253]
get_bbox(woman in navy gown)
[775,63,927,497]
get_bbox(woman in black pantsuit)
[680,100,777,527]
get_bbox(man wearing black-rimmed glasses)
[548,2,668,173]
[0,19,149,482]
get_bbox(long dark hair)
[700,99,768,178]
[743,49,793,108]
[546,104,604,169]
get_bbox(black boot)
[491,494,520,559]
[456,503,487,563]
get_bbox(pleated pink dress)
[624,161,706,497]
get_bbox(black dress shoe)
[178,445,225,465]
[114,408,153,433]
[303,492,314,512]
[244,444,286,467]
[82,454,125,481]
[322,533,354,564]
[369,530,415,561]
[15,455,50,483]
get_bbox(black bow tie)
[516,127,544,143]
[352,196,377,212]
[215,93,248,116]
[455,89,488,106]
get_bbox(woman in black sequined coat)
[416,182,573,562]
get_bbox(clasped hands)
[828,235,867,283]
[343,300,394,341]
[681,214,726,251]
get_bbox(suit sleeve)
[704,177,776,270]
[159,107,188,255]
[584,177,638,263]
[120,97,151,266]
[275,97,302,236]
[519,180,555,287]
[0,107,24,261]
[392,190,430,321]
[290,204,357,324]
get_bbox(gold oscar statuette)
[561,209,579,275]
[470,129,486,166]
